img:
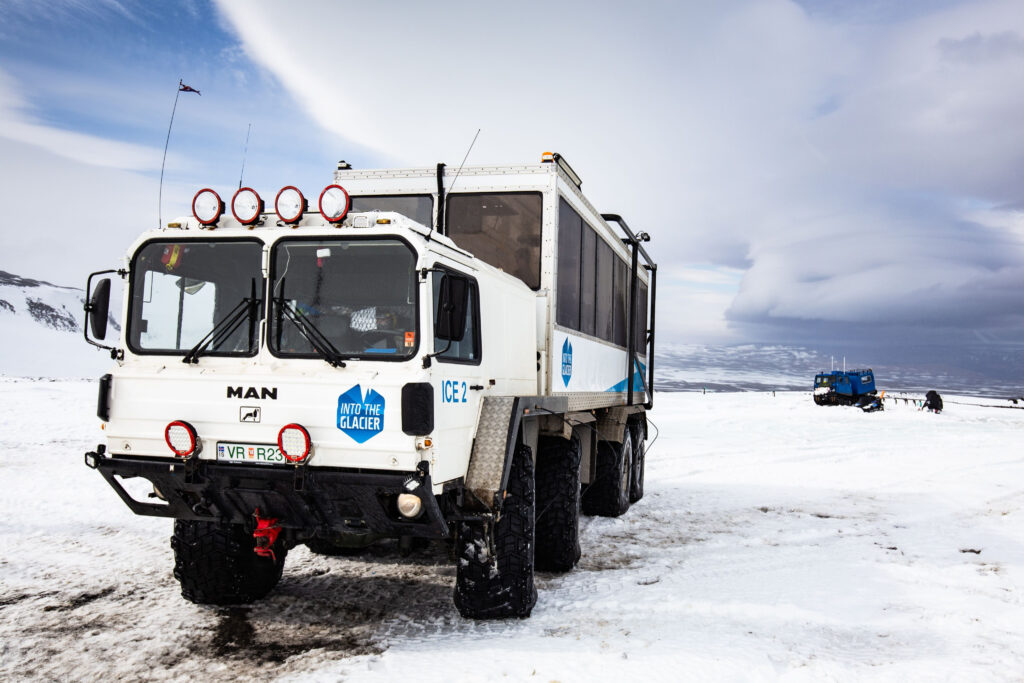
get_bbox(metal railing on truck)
[602,213,656,409]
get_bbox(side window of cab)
[431,267,481,364]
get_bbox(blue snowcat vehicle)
[813,369,882,410]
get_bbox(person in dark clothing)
[923,390,943,413]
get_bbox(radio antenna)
[158,78,200,229]
[428,129,480,244]
[238,123,252,189]
[448,128,481,194]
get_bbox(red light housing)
[192,189,224,226]
[277,423,311,462]
[165,420,199,458]
[231,187,264,225]
[275,186,307,224]
[319,184,351,223]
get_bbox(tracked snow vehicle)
[82,153,657,618]
[813,369,877,407]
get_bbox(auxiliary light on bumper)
[165,420,199,458]
[277,423,311,462]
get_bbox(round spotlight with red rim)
[319,184,350,224]
[231,187,264,225]
[275,186,307,224]
[277,423,311,463]
[192,189,224,226]
[165,420,199,458]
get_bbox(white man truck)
[83,152,657,619]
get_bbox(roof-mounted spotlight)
[275,186,307,225]
[319,184,350,224]
[231,187,264,226]
[192,189,224,227]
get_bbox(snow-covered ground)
[1,380,1021,681]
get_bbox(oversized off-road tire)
[628,420,645,504]
[582,427,631,517]
[535,434,582,572]
[171,519,287,605]
[453,443,537,619]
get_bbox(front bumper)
[84,447,450,539]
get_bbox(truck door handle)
[469,385,484,391]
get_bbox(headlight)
[275,186,307,224]
[318,184,350,223]
[192,189,224,226]
[231,187,264,225]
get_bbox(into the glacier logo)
[337,384,385,443]
[561,338,573,387]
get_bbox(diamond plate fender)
[465,396,568,510]
[465,397,521,510]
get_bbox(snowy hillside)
[1,381,1021,680]
[0,270,117,378]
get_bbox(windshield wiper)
[182,295,261,364]
[277,298,348,368]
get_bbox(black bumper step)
[85,450,450,539]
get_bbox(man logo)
[240,406,261,423]
[227,386,278,400]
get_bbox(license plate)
[217,442,286,465]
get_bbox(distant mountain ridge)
[0,270,82,333]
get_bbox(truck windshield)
[269,238,418,360]
[127,240,264,356]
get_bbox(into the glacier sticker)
[561,338,573,387]
[337,384,385,443]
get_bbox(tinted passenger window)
[613,258,628,347]
[596,238,614,342]
[556,198,581,329]
[580,226,596,336]
[446,193,542,290]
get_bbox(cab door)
[428,266,487,483]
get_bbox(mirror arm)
[423,307,456,368]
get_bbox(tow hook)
[252,508,281,561]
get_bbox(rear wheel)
[535,434,582,572]
[582,427,631,518]
[628,421,645,504]
[172,519,286,605]
[454,443,537,619]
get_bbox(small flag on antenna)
[179,82,201,95]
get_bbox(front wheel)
[172,519,286,605]
[454,443,537,619]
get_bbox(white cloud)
[207,0,1024,345]
[0,68,164,172]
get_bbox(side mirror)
[89,278,111,340]
[435,274,468,341]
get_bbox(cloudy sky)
[1,0,1022,356]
